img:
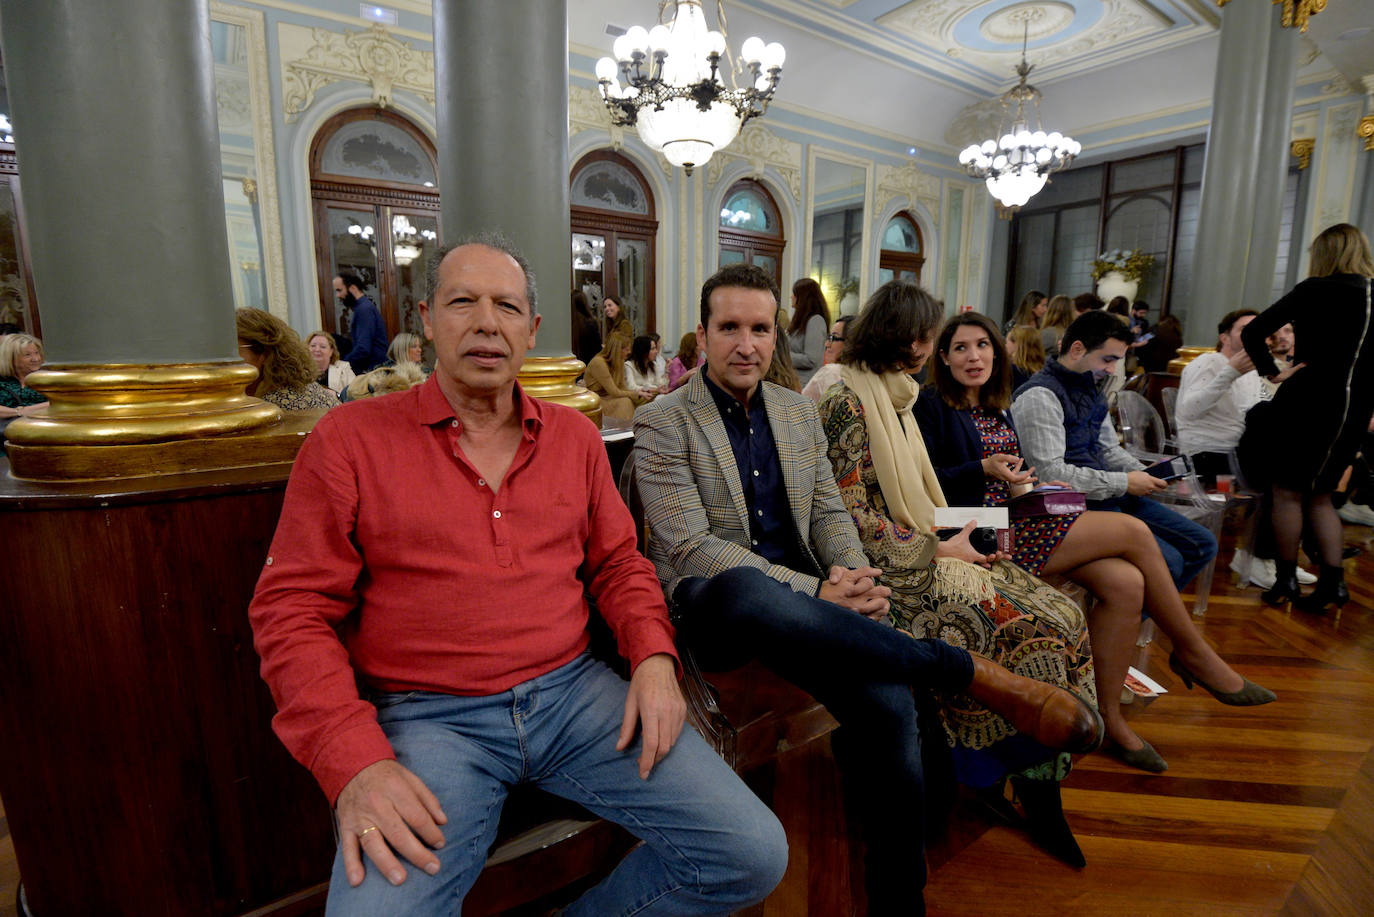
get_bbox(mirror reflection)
[211,20,268,311]
[810,158,866,315]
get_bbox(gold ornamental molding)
[1168,346,1213,374]
[1360,116,1374,152]
[279,22,435,124]
[1290,138,1315,169]
[1216,1,1326,33]
[517,356,603,428]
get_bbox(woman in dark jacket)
[1241,223,1374,611]
[917,312,1273,775]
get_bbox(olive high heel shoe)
[1168,652,1276,706]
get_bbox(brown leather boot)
[965,655,1103,754]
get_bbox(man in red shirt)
[249,235,786,916]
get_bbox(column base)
[518,355,602,427]
[1167,347,1213,374]
[5,362,291,481]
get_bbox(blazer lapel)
[688,374,751,534]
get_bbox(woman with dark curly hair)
[818,281,1100,868]
[236,308,339,411]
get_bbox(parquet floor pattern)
[751,524,1374,917]
[2,529,1372,916]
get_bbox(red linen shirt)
[249,376,677,803]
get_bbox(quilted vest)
[1014,357,1110,471]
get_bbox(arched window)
[310,108,440,343]
[570,151,658,338]
[718,179,785,288]
[877,212,924,284]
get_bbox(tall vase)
[1096,270,1139,304]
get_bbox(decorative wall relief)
[570,84,627,150]
[1314,102,1361,229]
[945,96,1004,151]
[279,23,435,124]
[875,161,942,227]
[703,123,803,201]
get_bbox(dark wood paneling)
[0,463,335,916]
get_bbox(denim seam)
[556,769,701,898]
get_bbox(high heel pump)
[1009,776,1086,868]
[1168,652,1276,706]
[1261,560,1301,607]
[1295,565,1348,614]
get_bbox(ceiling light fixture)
[596,0,784,175]
[957,25,1079,213]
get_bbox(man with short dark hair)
[1073,291,1104,315]
[335,272,389,373]
[253,237,788,916]
[1130,301,1152,339]
[1012,310,1217,590]
[635,263,1102,916]
[1175,308,1261,463]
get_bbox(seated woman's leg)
[1042,511,1246,695]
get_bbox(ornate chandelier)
[957,29,1079,212]
[596,0,784,175]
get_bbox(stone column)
[0,0,282,478]
[432,0,598,421]
[1187,0,1299,343]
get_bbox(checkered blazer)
[632,370,869,601]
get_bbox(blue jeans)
[1095,495,1217,590]
[325,652,787,916]
[674,567,975,917]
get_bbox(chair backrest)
[1116,390,1170,456]
[1160,386,1179,438]
[617,455,649,553]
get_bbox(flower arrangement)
[1091,249,1155,283]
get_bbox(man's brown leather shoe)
[965,655,1104,754]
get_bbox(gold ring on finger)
[358,825,379,841]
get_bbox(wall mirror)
[210,3,287,317]
[808,153,869,317]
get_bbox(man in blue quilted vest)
[1011,309,1217,590]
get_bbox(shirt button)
[478,479,485,487]
[451,420,459,428]
[749,428,754,434]
[757,509,763,517]
[493,510,501,519]
[753,470,760,477]
[751,539,758,546]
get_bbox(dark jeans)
[674,567,974,917]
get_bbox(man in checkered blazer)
[633,264,1100,916]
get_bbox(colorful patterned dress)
[969,406,1078,576]
[819,386,1096,786]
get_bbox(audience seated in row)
[236,308,340,412]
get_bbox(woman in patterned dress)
[818,282,1099,868]
[916,312,1266,774]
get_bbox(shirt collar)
[702,370,763,418]
[417,374,544,441]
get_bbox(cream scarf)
[841,364,994,602]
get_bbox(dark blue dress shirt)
[703,374,812,573]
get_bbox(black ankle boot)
[1261,560,1301,606]
[1295,564,1348,614]
[1009,776,1085,868]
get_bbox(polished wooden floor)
[3,525,1373,916]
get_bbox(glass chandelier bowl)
[596,1,784,174]
[957,34,1079,213]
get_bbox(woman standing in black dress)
[1242,223,1374,612]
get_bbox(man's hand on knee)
[618,653,686,780]
[820,565,892,620]
[336,759,448,887]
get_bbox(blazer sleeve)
[633,396,825,597]
[914,389,986,505]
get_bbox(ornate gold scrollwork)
[1359,116,1374,153]
[1290,138,1315,169]
[1216,0,1326,34]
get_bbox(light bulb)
[595,57,618,81]
[613,35,632,62]
[648,25,670,53]
[1000,134,1015,150]
[740,36,765,64]
[706,30,726,57]
[980,139,996,155]
[1046,131,1063,146]
[625,25,649,55]
[763,42,786,69]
